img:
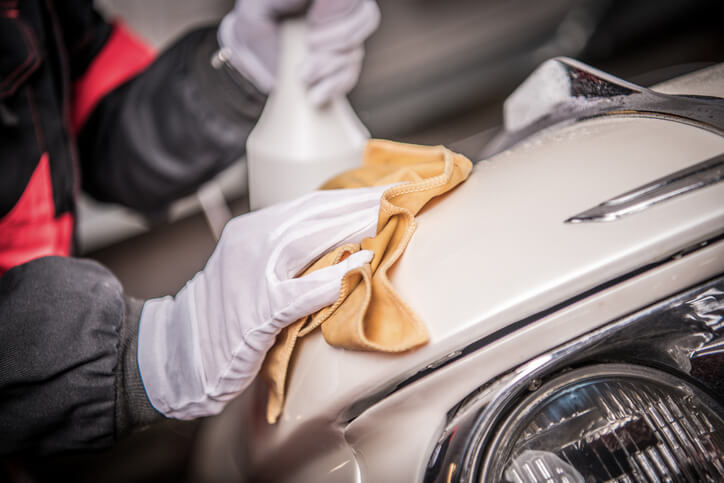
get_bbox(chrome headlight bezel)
[424,274,724,482]
[480,364,724,482]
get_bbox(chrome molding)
[481,58,724,159]
[423,274,724,482]
[566,153,724,223]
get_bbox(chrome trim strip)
[337,231,724,425]
[566,153,724,223]
[481,58,724,159]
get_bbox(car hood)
[248,64,724,447]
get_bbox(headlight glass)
[483,364,724,482]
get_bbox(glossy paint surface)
[271,121,724,435]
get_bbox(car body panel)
[652,63,724,98]
[274,120,723,441]
[394,116,724,344]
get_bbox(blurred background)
[83,0,724,301]
[32,0,724,480]
[80,0,724,302]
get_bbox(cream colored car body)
[194,64,724,482]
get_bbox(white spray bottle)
[245,19,370,210]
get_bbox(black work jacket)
[0,0,264,455]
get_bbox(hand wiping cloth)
[263,139,472,423]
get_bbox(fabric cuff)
[115,295,163,439]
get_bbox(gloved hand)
[218,0,380,105]
[137,185,390,419]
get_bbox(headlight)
[481,364,724,482]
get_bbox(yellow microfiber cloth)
[262,139,473,423]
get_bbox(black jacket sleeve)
[77,26,266,213]
[0,257,161,456]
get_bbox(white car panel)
[271,117,723,443]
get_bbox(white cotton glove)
[218,0,380,105]
[137,186,390,419]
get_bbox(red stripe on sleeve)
[71,21,155,133]
[0,154,73,275]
